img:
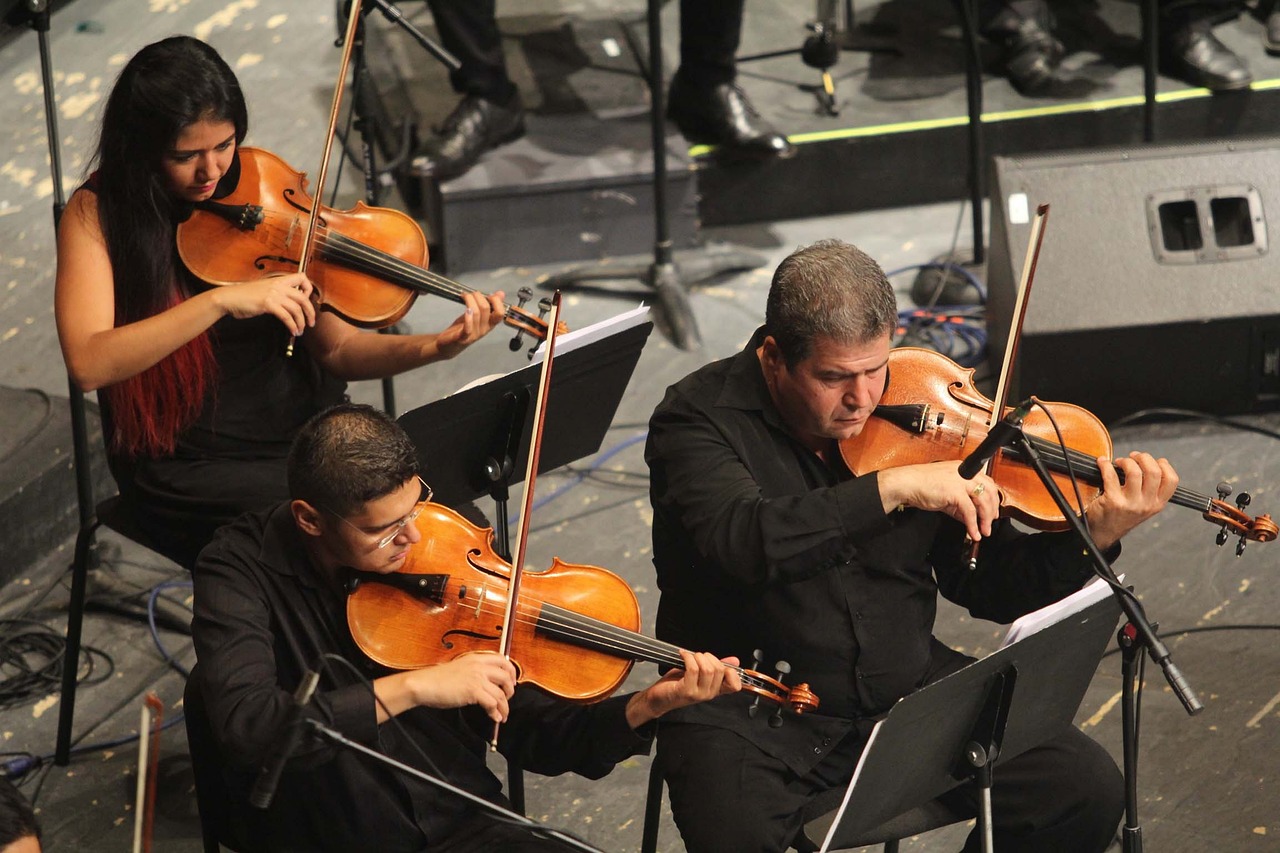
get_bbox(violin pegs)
[1236,492,1252,510]
[746,650,767,719]
[1216,529,1229,547]
[1236,537,1247,557]
[537,296,553,319]
[516,286,533,309]
[1216,481,1233,501]
[768,660,791,727]
[509,330,526,353]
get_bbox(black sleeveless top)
[83,175,348,566]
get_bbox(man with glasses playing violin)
[190,402,740,852]
[644,239,1180,853]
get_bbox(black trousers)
[424,0,747,99]
[658,721,1124,853]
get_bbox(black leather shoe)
[984,13,1066,95]
[1004,25,1066,95]
[1265,11,1280,55]
[666,75,794,160]
[413,94,525,181]
[1161,23,1252,90]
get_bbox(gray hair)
[765,239,897,365]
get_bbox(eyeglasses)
[329,476,433,549]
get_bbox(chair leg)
[883,840,900,853]
[55,517,101,765]
[640,755,665,853]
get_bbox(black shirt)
[192,504,652,852]
[645,328,1103,775]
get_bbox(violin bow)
[284,0,365,356]
[491,290,564,748]
[966,203,1050,567]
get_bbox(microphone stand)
[542,0,767,350]
[304,718,605,853]
[999,422,1203,853]
[332,0,462,418]
[20,0,101,767]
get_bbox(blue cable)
[529,432,649,513]
[147,580,193,679]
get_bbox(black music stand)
[304,717,605,853]
[806,590,1120,853]
[397,308,653,518]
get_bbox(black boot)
[1161,21,1252,90]
[666,71,794,159]
[413,93,526,181]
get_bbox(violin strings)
[411,577,776,693]
[1017,435,1210,511]
[255,211,474,301]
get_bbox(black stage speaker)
[987,138,1280,423]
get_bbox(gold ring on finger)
[971,483,986,497]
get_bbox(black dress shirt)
[192,504,651,852]
[645,328,1104,776]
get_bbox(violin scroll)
[742,650,820,720]
[1206,483,1279,555]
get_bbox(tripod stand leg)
[651,261,698,349]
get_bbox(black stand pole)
[912,0,987,303]
[542,0,767,351]
[1004,423,1202,851]
[959,0,986,266]
[1142,0,1159,142]
[23,0,95,767]
[334,1,462,417]
[305,718,603,853]
[961,667,1016,853]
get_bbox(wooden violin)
[840,347,1278,555]
[175,146,556,351]
[345,500,820,713]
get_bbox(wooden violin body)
[176,146,553,342]
[349,502,640,703]
[841,347,1277,551]
[347,501,820,712]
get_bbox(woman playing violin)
[55,36,504,567]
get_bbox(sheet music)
[1001,576,1120,647]
[527,304,650,365]
[818,720,884,853]
[450,305,652,395]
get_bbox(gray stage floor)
[2,1,1279,852]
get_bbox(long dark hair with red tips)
[92,36,248,457]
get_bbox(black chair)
[55,492,188,766]
[185,668,238,853]
[639,739,968,853]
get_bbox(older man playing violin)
[191,403,740,853]
[645,239,1178,853]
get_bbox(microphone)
[249,668,320,810]
[958,399,1034,480]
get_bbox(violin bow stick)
[966,203,1050,568]
[491,291,564,749]
[284,0,365,357]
